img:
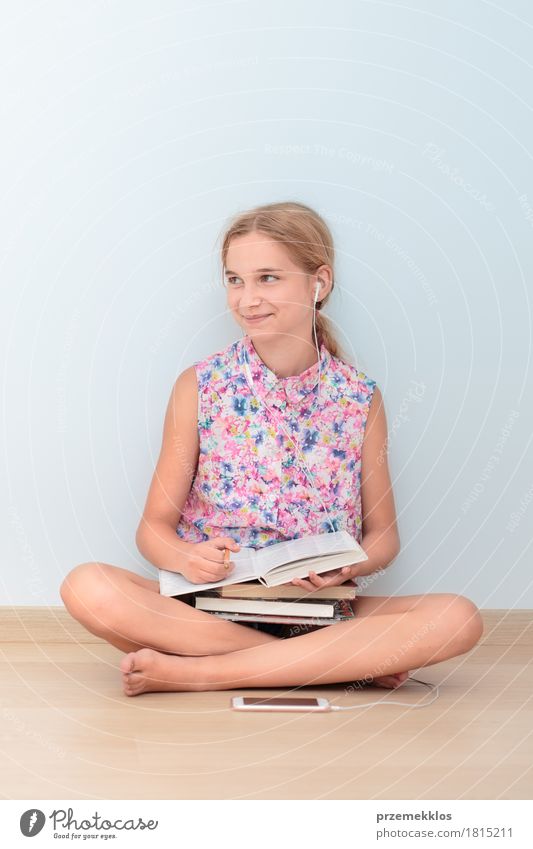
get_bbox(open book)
[159,530,368,598]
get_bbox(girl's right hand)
[180,536,241,584]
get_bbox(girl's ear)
[315,265,334,300]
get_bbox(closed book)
[213,580,357,601]
[159,530,367,598]
[194,595,335,618]
[207,599,355,626]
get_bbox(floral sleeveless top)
[175,334,377,550]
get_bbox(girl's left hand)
[290,566,357,592]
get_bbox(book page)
[261,550,367,587]
[272,549,367,576]
[254,530,356,575]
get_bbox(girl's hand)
[290,565,357,593]
[181,536,240,584]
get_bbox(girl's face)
[224,231,318,341]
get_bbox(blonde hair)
[220,200,351,363]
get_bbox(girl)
[60,201,483,696]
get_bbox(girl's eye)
[226,275,279,286]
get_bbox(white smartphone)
[232,696,331,712]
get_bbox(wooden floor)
[1,608,532,800]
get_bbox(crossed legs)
[60,562,483,696]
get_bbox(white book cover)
[194,596,336,618]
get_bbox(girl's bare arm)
[135,365,200,573]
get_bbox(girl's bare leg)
[120,593,484,696]
[60,561,283,656]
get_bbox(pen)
[223,548,230,570]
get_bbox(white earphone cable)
[240,279,439,710]
[242,281,337,534]
[330,676,439,710]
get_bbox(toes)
[374,679,393,689]
[120,652,137,675]
[386,673,409,688]
[119,649,156,697]
[123,677,143,697]
[374,674,407,689]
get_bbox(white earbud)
[314,281,320,303]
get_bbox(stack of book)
[159,529,368,627]
[193,580,357,627]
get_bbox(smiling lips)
[243,314,272,321]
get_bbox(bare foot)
[371,671,410,689]
[120,648,202,697]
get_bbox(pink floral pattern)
[176,334,377,550]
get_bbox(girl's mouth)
[244,314,272,323]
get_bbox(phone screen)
[241,697,320,706]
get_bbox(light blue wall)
[1,1,531,607]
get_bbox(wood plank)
[0,640,531,799]
[1,607,532,645]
